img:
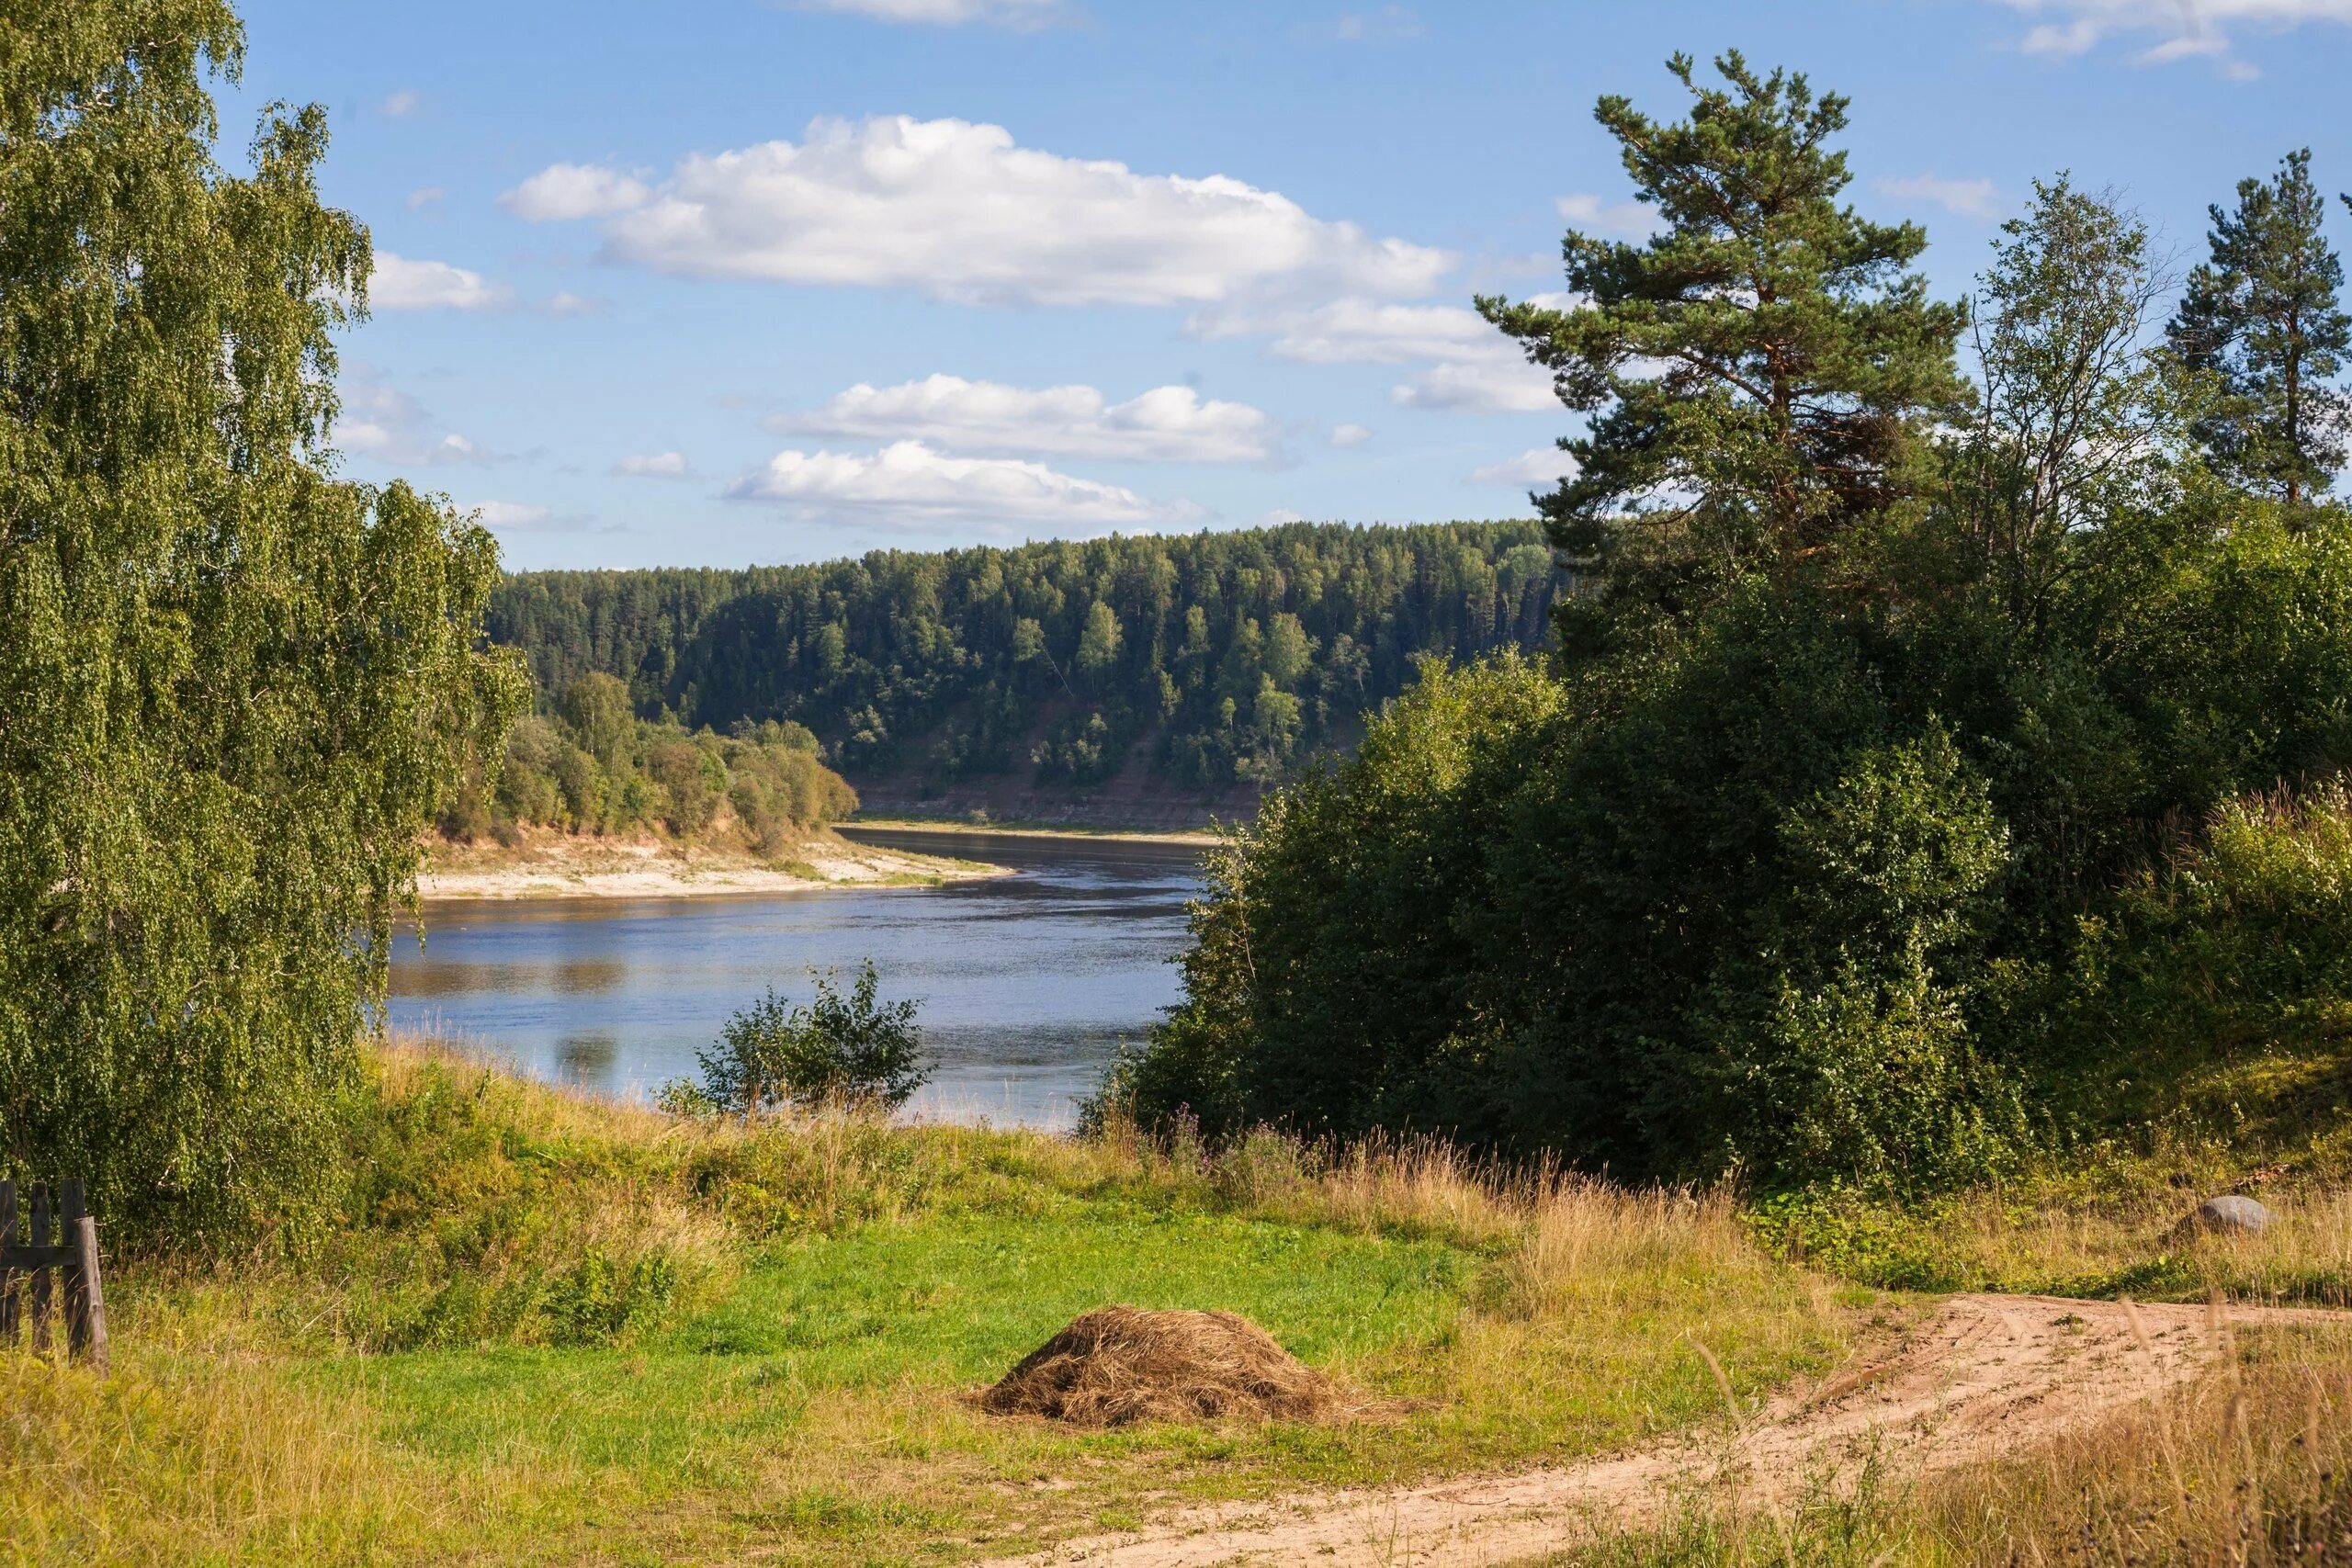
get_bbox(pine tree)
[2169,150,2351,507]
[1479,52,1964,634]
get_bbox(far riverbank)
[841,816,1222,847]
[417,829,1005,902]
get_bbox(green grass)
[3,1043,1849,1567]
[1746,1043,2352,1305]
[12,1033,2351,1565]
[288,1193,1837,1562]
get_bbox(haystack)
[980,1306,1340,1427]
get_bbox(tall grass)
[1751,1155,2352,1305]
[0,1038,1856,1566]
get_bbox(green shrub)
[686,961,931,1114]
[2055,782,2352,1127]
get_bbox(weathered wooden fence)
[0,1178,109,1369]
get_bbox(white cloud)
[1876,174,2003,218]
[335,368,503,466]
[726,440,1181,528]
[1205,292,1577,364]
[1329,423,1374,448]
[1392,356,1556,413]
[500,164,653,221]
[1203,299,1497,365]
[545,291,610,317]
[774,374,1279,464]
[1556,193,1657,238]
[787,0,1067,25]
[1194,293,1573,417]
[1331,6,1421,41]
[371,252,514,311]
[379,88,422,118]
[613,451,694,478]
[511,116,1453,309]
[1994,0,2352,73]
[1472,446,1579,486]
[406,186,444,209]
[466,501,553,530]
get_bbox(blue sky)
[221,0,2352,570]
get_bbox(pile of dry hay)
[979,1306,1343,1427]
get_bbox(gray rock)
[2188,1194,2272,1235]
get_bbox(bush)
[2053,781,2352,1126]
[1119,609,2041,1189]
[685,961,931,1114]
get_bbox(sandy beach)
[842,817,1221,847]
[416,830,1008,901]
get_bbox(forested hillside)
[1117,56,2352,1202]
[488,521,1557,808]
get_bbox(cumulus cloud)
[1392,357,1556,413]
[407,186,444,209]
[544,291,610,317]
[1556,193,1658,238]
[786,0,1068,24]
[466,501,553,530]
[507,116,1452,309]
[1876,174,2003,218]
[1200,299,1497,365]
[371,252,514,311]
[335,368,505,466]
[1471,446,1579,486]
[727,440,1182,528]
[1193,297,1565,416]
[379,88,422,118]
[774,374,1279,464]
[1992,0,2352,73]
[500,164,653,221]
[613,451,694,478]
[1329,423,1374,448]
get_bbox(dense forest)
[1113,54,2352,1197]
[487,521,1557,802]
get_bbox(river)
[385,828,1204,1129]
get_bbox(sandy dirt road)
[985,1292,2350,1568]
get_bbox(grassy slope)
[1,1044,1847,1567]
[8,1039,2350,1568]
[1749,1037,2352,1306]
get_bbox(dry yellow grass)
[0,1041,1861,1567]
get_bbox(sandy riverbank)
[416,829,1008,902]
[842,817,1222,847]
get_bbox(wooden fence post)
[61,1179,94,1365]
[72,1216,108,1372]
[27,1179,50,1353]
[0,1179,16,1344]
[0,1176,108,1368]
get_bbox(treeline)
[487,521,1558,795]
[439,672,856,850]
[1110,56,2352,1195]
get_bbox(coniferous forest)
[484,520,1557,808]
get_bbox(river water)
[385,828,1204,1129]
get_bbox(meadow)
[5,1041,2347,1568]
